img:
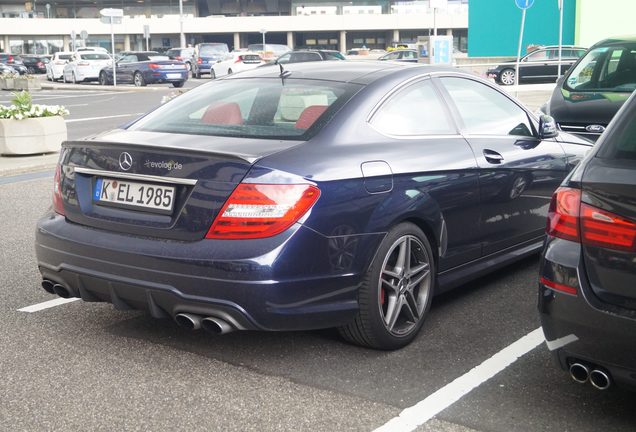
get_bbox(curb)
[0,153,59,178]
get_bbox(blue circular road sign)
[515,0,535,9]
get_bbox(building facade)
[0,0,468,55]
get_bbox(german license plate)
[94,178,175,213]
[166,73,181,79]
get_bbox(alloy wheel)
[378,234,431,336]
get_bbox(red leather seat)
[295,105,328,129]
[201,102,243,125]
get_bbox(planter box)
[0,78,15,90]
[0,116,67,155]
[0,77,41,91]
[13,78,41,91]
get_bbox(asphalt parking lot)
[1,79,635,431]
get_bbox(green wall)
[468,0,576,57]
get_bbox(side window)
[524,50,548,62]
[277,53,291,64]
[384,52,400,60]
[371,79,455,136]
[440,77,534,137]
[403,51,417,60]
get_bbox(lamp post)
[179,0,185,47]
[260,28,267,51]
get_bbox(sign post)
[514,0,535,87]
[557,0,564,80]
[144,25,150,51]
[100,8,123,87]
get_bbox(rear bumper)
[36,212,383,331]
[145,71,188,83]
[539,237,636,390]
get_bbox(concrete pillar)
[287,31,294,49]
[339,30,346,53]
[446,29,453,37]
[63,35,71,52]
[392,29,400,44]
[124,34,131,51]
[233,32,240,50]
[3,35,10,52]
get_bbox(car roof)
[591,35,636,47]
[227,60,458,85]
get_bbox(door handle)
[483,149,504,164]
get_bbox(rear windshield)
[200,44,228,55]
[58,54,72,60]
[130,78,361,140]
[80,53,110,60]
[566,44,636,92]
[598,94,636,160]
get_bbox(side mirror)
[539,114,558,139]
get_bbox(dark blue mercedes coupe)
[35,61,592,349]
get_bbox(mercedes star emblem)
[119,152,133,171]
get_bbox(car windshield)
[566,44,636,92]
[200,45,228,55]
[130,78,361,140]
[80,53,110,60]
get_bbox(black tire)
[133,71,147,87]
[499,68,516,86]
[194,67,201,79]
[172,81,185,88]
[99,72,109,86]
[227,68,233,75]
[338,222,435,350]
[71,72,77,84]
[186,61,192,72]
[209,69,216,79]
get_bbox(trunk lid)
[59,129,302,241]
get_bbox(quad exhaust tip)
[569,363,589,384]
[590,369,611,390]
[175,313,202,331]
[202,317,234,334]
[52,283,71,299]
[41,280,56,295]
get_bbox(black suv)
[541,36,636,142]
[488,45,586,85]
[539,90,636,391]
[21,55,49,74]
[0,53,27,74]
[274,50,345,64]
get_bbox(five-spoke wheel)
[339,223,434,349]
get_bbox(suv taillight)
[546,187,636,251]
[52,164,65,216]
[206,184,320,239]
[197,57,202,64]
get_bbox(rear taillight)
[8,55,14,62]
[197,57,202,64]
[175,56,182,61]
[52,164,65,216]
[148,63,159,69]
[581,204,636,252]
[37,61,43,67]
[546,187,580,242]
[206,184,320,239]
[235,55,243,64]
[546,187,636,252]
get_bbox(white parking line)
[65,113,145,123]
[18,297,80,313]
[373,327,545,432]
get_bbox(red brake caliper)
[380,288,385,305]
